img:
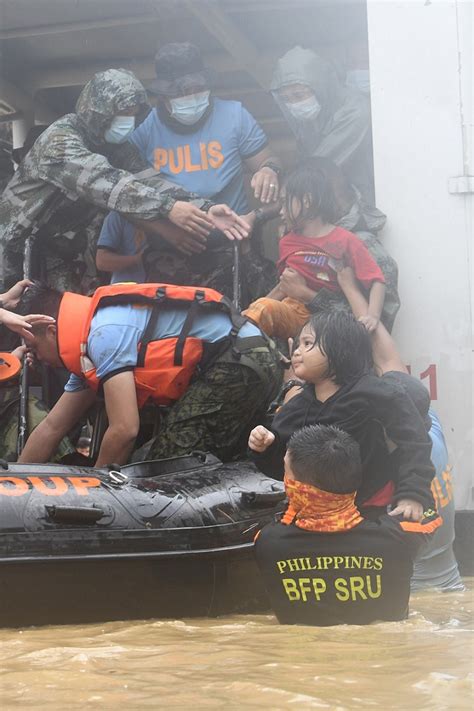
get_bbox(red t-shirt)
[277,227,385,293]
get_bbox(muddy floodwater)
[0,581,472,709]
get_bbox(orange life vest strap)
[57,292,93,376]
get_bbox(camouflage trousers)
[0,388,75,462]
[145,243,277,308]
[1,209,104,294]
[137,340,283,463]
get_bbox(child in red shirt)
[244,161,386,339]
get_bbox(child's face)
[279,189,303,231]
[292,324,329,383]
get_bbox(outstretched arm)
[19,389,96,463]
[337,266,407,375]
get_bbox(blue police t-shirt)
[97,211,147,284]
[64,303,261,391]
[129,98,268,213]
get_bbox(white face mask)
[169,91,210,125]
[286,95,321,121]
[104,115,136,144]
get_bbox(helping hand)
[251,167,279,204]
[168,201,214,250]
[389,498,424,522]
[208,204,251,241]
[0,279,33,309]
[0,310,55,339]
[248,425,275,453]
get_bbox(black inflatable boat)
[0,453,286,627]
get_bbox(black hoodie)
[251,374,435,511]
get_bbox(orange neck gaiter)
[282,477,363,533]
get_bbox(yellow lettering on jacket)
[276,555,385,572]
[335,575,382,601]
[334,577,350,601]
[282,577,327,602]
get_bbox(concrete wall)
[367,0,473,508]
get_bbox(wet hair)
[283,159,342,227]
[287,424,362,493]
[18,282,63,332]
[303,310,373,385]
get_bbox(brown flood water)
[1,581,472,710]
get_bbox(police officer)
[0,68,247,293]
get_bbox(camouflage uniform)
[0,69,193,292]
[0,67,265,301]
[0,385,74,462]
[308,193,401,332]
[135,339,283,462]
[144,236,277,307]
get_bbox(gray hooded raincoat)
[271,47,374,203]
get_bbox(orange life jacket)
[57,283,243,408]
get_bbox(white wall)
[367,0,473,508]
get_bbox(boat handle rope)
[107,470,128,486]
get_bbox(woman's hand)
[0,310,55,339]
[279,268,315,303]
[248,425,275,452]
[208,204,251,241]
[0,279,33,309]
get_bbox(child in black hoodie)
[248,310,435,521]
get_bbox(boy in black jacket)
[254,425,441,626]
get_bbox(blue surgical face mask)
[346,69,371,95]
[104,115,136,144]
[169,91,210,125]
[286,95,321,121]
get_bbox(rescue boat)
[0,452,286,627]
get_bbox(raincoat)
[0,69,205,292]
[271,47,374,202]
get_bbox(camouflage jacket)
[0,70,213,291]
[0,69,182,256]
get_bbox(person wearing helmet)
[0,68,246,293]
[271,46,374,204]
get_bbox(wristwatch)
[253,207,267,226]
[261,161,283,178]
